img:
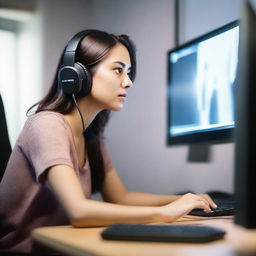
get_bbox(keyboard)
[101,224,226,242]
[189,199,235,217]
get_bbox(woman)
[0,29,216,254]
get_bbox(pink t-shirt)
[0,111,113,253]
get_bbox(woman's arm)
[47,165,216,227]
[100,168,216,207]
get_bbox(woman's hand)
[160,193,217,223]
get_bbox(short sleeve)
[20,113,74,183]
[100,139,113,172]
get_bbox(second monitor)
[167,21,239,145]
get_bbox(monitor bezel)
[167,20,239,145]
[234,0,256,229]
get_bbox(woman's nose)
[121,73,133,88]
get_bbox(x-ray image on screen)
[196,29,239,129]
[168,22,239,139]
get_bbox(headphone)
[58,30,92,97]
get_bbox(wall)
[37,0,89,93]
[179,0,241,43]
[84,0,245,195]
[85,0,177,194]
[37,0,247,196]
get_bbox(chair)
[0,94,12,182]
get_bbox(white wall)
[17,11,42,138]
[37,0,248,195]
[0,3,42,146]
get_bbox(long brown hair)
[27,30,136,193]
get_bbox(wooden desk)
[32,216,256,256]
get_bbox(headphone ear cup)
[75,62,92,97]
[58,62,92,97]
[58,65,82,95]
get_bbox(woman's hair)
[27,29,136,193]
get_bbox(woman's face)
[90,43,133,111]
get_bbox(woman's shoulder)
[17,111,73,147]
[21,111,72,139]
[26,111,69,129]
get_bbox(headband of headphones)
[58,30,92,97]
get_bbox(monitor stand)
[187,143,211,162]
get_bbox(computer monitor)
[234,0,256,229]
[167,21,239,145]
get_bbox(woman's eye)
[114,67,123,74]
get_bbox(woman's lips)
[118,94,127,100]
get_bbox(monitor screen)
[167,21,239,145]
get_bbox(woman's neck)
[64,97,101,137]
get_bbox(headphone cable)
[72,94,86,132]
